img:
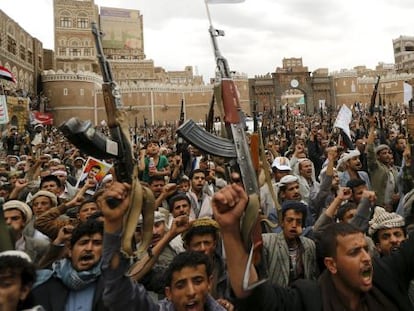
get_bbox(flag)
[0,66,16,83]
[333,104,352,142]
[206,0,245,3]
[404,82,412,104]
[0,95,10,124]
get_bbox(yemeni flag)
[206,0,245,3]
[0,66,16,83]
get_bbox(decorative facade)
[0,9,43,95]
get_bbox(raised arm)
[212,184,258,298]
[98,182,161,311]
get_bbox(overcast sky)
[2,0,414,81]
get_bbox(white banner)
[334,104,352,141]
[404,82,412,104]
[0,95,9,124]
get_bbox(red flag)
[0,66,16,83]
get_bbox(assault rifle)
[179,99,185,126]
[175,99,187,154]
[370,75,380,117]
[177,25,266,290]
[205,94,215,133]
[378,93,384,131]
[60,22,134,184]
[59,22,154,273]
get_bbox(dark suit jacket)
[32,275,107,311]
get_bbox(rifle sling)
[258,128,281,224]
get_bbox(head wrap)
[181,217,219,241]
[3,200,33,223]
[277,175,298,193]
[30,190,58,207]
[337,149,360,169]
[374,144,390,154]
[368,206,405,236]
[0,250,32,262]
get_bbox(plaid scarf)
[35,258,101,290]
[54,258,102,290]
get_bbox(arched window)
[59,11,72,28]
[77,12,89,29]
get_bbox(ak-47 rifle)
[179,99,185,126]
[370,75,381,117]
[177,25,266,290]
[355,102,367,136]
[378,93,384,131]
[134,116,138,145]
[59,22,155,279]
[205,95,215,133]
[280,104,285,127]
[253,100,258,133]
[143,116,149,141]
[175,99,187,155]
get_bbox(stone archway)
[274,72,314,115]
[249,60,334,117]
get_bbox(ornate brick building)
[2,2,414,127]
[0,9,44,95]
[37,0,249,126]
[249,57,414,115]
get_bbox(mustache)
[79,252,94,260]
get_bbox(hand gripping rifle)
[177,26,267,290]
[59,22,155,279]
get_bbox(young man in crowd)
[139,140,170,183]
[32,220,105,310]
[262,200,318,287]
[337,149,371,189]
[3,200,49,264]
[368,206,406,256]
[187,169,213,219]
[0,250,43,311]
[99,181,228,311]
[212,183,414,311]
[182,217,233,308]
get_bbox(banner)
[0,66,16,83]
[333,104,352,141]
[0,96,9,124]
[206,0,245,3]
[404,82,412,104]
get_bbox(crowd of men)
[1,104,414,311]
